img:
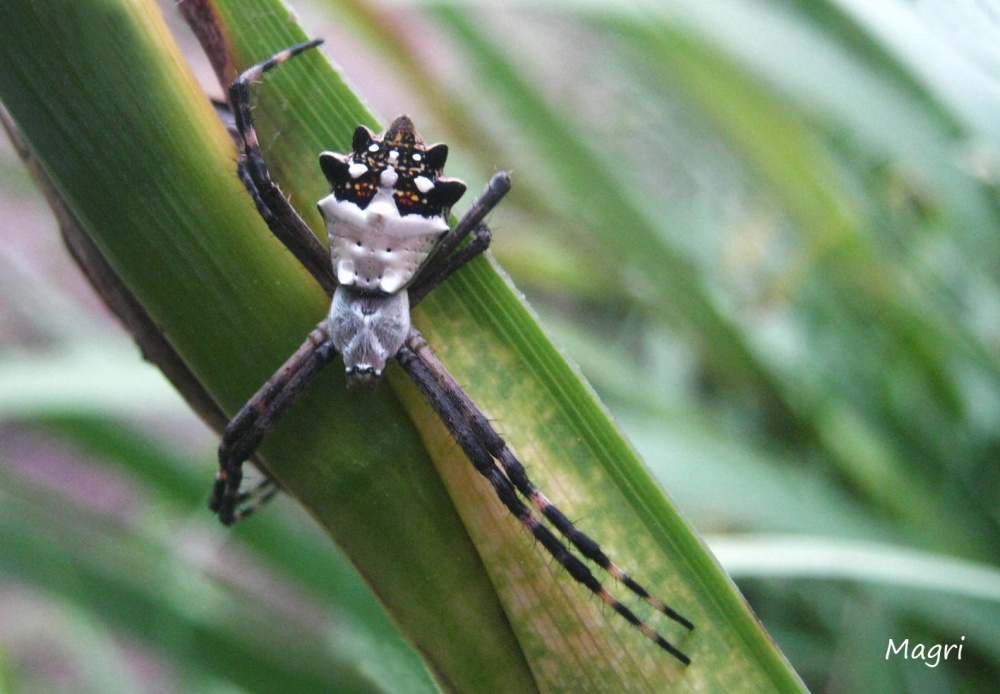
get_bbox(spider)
[213,38,694,665]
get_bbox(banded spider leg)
[214,38,693,663]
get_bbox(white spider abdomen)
[318,188,447,295]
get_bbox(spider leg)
[409,172,511,305]
[213,323,339,525]
[229,39,337,295]
[408,223,490,306]
[400,298,692,628]
[232,476,283,521]
[494,443,695,630]
[430,171,511,267]
[470,412,694,628]
[396,331,690,664]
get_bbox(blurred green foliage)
[1,0,999,692]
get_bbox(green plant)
[1,0,998,692]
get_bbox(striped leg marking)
[397,332,691,664]
[228,39,336,294]
[213,324,339,525]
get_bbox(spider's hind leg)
[396,331,692,664]
[230,476,283,522]
[212,323,339,524]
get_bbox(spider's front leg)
[229,39,336,294]
[212,324,339,525]
[409,171,511,305]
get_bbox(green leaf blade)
[1,0,804,690]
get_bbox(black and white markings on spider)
[213,38,694,665]
[316,115,467,387]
